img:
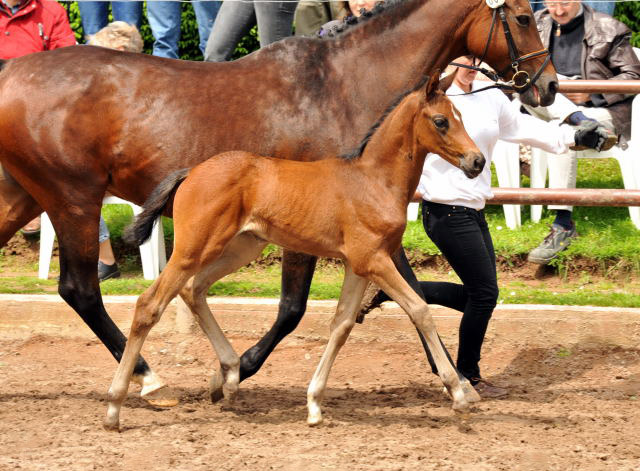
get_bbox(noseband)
[451,0,551,94]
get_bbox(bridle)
[450,0,551,95]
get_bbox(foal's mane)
[340,73,430,161]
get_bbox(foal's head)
[413,73,485,179]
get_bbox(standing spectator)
[294,0,348,37]
[526,0,640,265]
[77,1,142,40]
[1,0,76,235]
[203,0,298,62]
[147,0,220,59]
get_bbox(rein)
[450,1,551,96]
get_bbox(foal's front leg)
[366,253,480,411]
[307,264,369,425]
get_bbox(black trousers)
[420,201,499,380]
[378,201,499,380]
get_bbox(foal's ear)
[424,69,441,98]
[438,70,456,93]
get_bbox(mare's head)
[465,0,558,106]
[413,73,484,178]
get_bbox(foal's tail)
[124,168,190,246]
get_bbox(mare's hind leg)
[307,264,368,426]
[237,250,318,381]
[105,260,194,431]
[364,253,480,411]
[0,166,42,246]
[51,207,165,401]
[178,233,268,402]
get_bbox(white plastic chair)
[528,92,640,229]
[38,195,166,280]
[492,140,522,229]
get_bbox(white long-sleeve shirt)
[417,81,576,210]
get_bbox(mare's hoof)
[209,370,225,403]
[142,386,180,408]
[461,381,482,403]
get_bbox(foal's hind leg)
[178,233,268,403]
[307,264,369,426]
[364,253,480,411]
[105,260,194,431]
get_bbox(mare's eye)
[433,116,449,130]
[516,15,530,27]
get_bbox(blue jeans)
[77,1,143,38]
[98,216,110,244]
[583,1,615,15]
[204,0,298,62]
[147,0,221,59]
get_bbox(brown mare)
[0,0,557,402]
[104,73,485,430]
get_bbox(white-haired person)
[360,56,611,398]
[86,21,144,281]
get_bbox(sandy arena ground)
[0,294,639,471]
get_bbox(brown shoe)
[472,378,508,399]
[356,282,386,324]
[21,216,41,236]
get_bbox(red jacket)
[0,0,76,59]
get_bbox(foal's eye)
[515,15,530,27]
[433,116,449,130]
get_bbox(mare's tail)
[124,168,190,246]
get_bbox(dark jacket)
[535,5,640,144]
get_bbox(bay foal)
[105,73,485,430]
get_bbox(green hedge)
[64,1,258,60]
[615,1,640,47]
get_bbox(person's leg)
[204,0,257,62]
[98,216,120,281]
[422,203,499,383]
[77,1,110,39]
[147,0,182,58]
[254,0,299,46]
[111,1,144,29]
[192,0,222,56]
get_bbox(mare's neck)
[327,0,472,120]
[355,95,428,205]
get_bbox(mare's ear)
[424,69,441,98]
[438,70,456,92]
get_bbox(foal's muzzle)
[460,151,485,179]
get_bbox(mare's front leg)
[237,250,318,381]
[366,253,480,410]
[105,260,193,431]
[307,265,369,425]
[51,208,168,403]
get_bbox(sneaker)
[98,261,121,282]
[527,223,577,265]
[471,378,508,399]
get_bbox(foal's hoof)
[209,370,225,403]
[141,386,180,408]
[460,380,482,404]
[103,420,120,433]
